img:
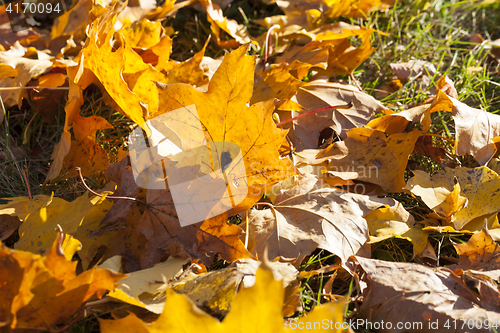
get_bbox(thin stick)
[22,170,32,200]
[350,72,363,92]
[0,86,69,91]
[76,167,147,205]
[276,102,353,126]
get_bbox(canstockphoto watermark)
[288,319,425,331]
[128,105,248,227]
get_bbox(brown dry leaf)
[28,73,67,124]
[136,186,253,268]
[406,167,500,230]
[452,225,500,281]
[448,95,500,165]
[287,82,385,150]
[390,60,437,80]
[1,232,124,331]
[314,128,422,193]
[414,135,447,162]
[244,174,396,265]
[100,157,140,229]
[99,264,351,333]
[347,256,500,332]
[0,215,22,240]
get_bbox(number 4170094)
[5,2,61,14]
[444,319,499,330]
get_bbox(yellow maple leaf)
[0,232,124,330]
[99,263,351,333]
[152,45,295,216]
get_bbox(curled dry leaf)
[244,174,396,265]
[104,256,189,314]
[286,82,385,150]
[347,256,500,333]
[405,170,468,222]
[451,225,500,281]
[367,90,453,134]
[170,258,299,316]
[199,0,251,48]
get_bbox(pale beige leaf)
[289,82,385,150]
[450,96,500,165]
[245,174,395,265]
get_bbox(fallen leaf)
[245,174,396,264]
[136,185,253,268]
[365,202,430,256]
[170,258,298,316]
[61,138,110,178]
[153,45,295,216]
[99,263,351,333]
[347,255,500,332]
[0,43,53,111]
[366,89,453,134]
[288,82,385,150]
[405,170,468,222]
[1,232,124,330]
[315,128,422,193]
[449,95,500,165]
[199,0,251,47]
[390,60,437,91]
[15,192,110,255]
[406,167,500,230]
[107,256,189,313]
[452,225,500,281]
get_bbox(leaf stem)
[275,102,353,126]
[75,167,147,205]
[0,86,69,91]
[264,25,281,67]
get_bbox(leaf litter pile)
[1,0,500,332]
